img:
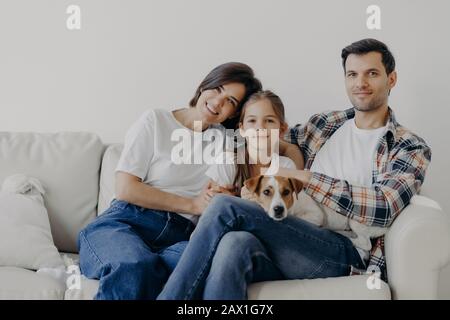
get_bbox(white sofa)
[1,132,449,300]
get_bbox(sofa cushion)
[0,189,63,270]
[62,253,390,300]
[65,275,99,300]
[51,252,99,300]
[98,144,123,215]
[0,132,105,252]
[248,275,391,299]
[0,267,66,300]
[65,256,390,300]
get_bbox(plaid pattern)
[289,107,432,281]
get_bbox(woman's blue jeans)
[158,195,365,300]
[78,199,195,300]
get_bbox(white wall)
[1,0,450,295]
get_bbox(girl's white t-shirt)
[115,108,226,223]
[206,152,297,186]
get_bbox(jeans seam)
[80,231,104,267]
[306,259,327,278]
[235,211,350,279]
[236,211,352,264]
[323,258,355,271]
[151,213,170,245]
[281,224,353,269]
[184,222,194,236]
[282,219,352,250]
[110,199,128,211]
[184,219,235,299]
[246,251,276,281]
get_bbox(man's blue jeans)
[158,195,366,300]
[78,199,195,300]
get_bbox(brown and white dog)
[243,175,387,251]
[243,175,303,221]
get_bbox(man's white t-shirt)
[310,117,387,261]
[311,118,387,186]
[115,108,226,224]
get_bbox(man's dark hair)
[341,38,395,75]
[189,62,262,129]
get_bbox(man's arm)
[272,143,431,228]
[279,140,304,169]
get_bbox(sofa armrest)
[385,195,450,299]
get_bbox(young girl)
[158,94,365,300]
[205,90,299,200]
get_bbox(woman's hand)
[207,180,238,197]
[190,182,215,215]
[190,181,238,215]
[240,186,257,202]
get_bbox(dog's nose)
[273,205,284,218]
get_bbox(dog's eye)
[282,189,291,196]
[263,189,271,196]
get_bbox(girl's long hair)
[232,90,287,193]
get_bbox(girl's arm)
[115,171,211,215]
[280,140,304,169]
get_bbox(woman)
[77,62,265,300]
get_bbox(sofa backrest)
[0,132,105,253]
[98,144,123,216]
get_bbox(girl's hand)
[240,186,257,202]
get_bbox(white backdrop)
[1,0,450,296]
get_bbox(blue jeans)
[157,195,366,300]
[78,199,195,300]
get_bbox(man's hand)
[261,167,313,186]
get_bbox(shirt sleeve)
[304,142,432,227]
[115,110,155,180]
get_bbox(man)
[284,38,431,280]
[158,38,431,299]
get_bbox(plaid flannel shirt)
[289,107,432,282]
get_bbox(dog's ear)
[244,175,264,193]
[288,178,303,195]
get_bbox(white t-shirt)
[310,117,387,261]
[116,108,227,223]
[206,152,297,186]
[311,118,387,186]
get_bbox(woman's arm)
[279,140,304,169]
[208,179,238,196]
[115,171,210,215]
